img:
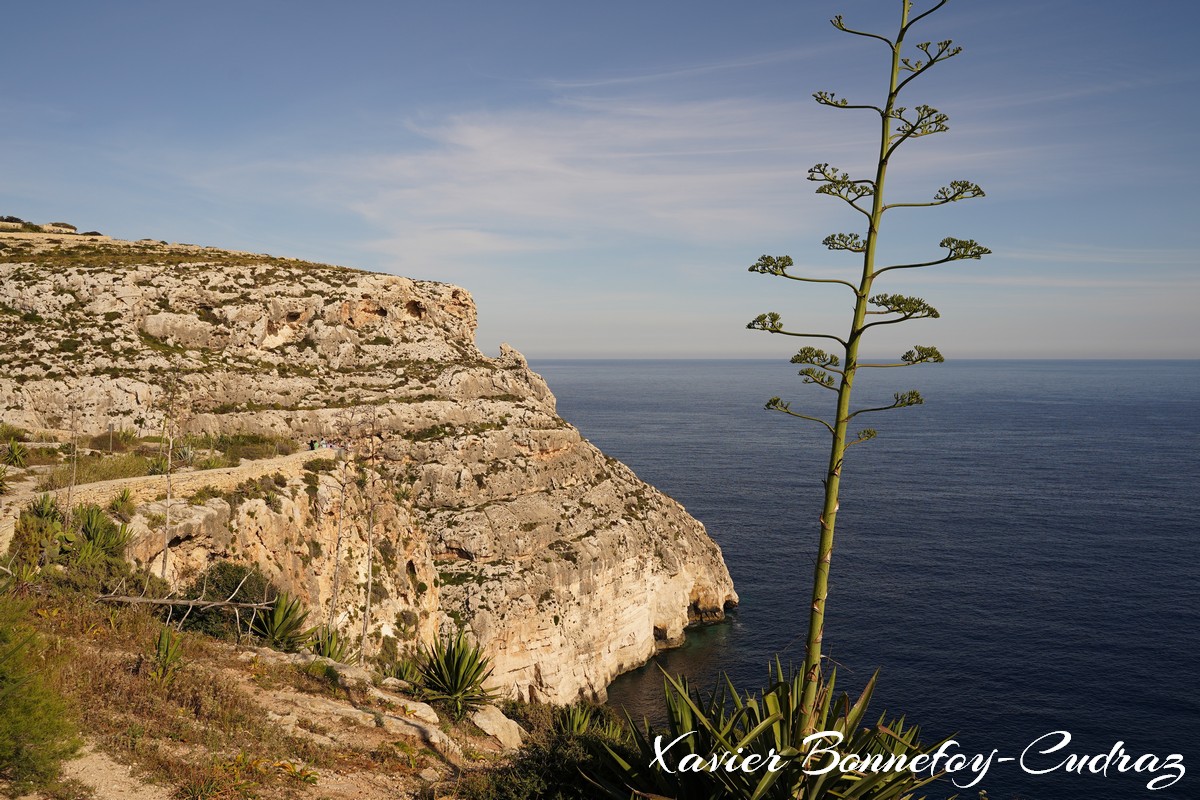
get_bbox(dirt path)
[6,742,174,800]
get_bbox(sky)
[2,0,1198,359]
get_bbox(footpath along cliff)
[0,231,737,703]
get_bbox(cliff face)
[0,232,737,703]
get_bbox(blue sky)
[3,0,1198,358]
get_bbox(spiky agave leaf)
[28,494,62,522]
[2,439,28,468]
[312,625,357,664]
[418,630,499,721]
[590,662,949,800]
[250,593,312,652]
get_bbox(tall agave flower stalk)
[747,0,989,732]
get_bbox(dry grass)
[36,452,153,490]
[20,589,443,800]
[26,596,332,800]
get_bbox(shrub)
[29,493,62,522]
[180,562,278,640]
[88,428,138,452]
[28,506,138,595]
[194,455,232,470]
[418,630,499,721]
[455,700,628,800]
[226,475,286,512]
[0,586,80,792]
[68,504,132,559]
[195,433,297,463]
[6,498,65,567]
[0,425,27,444]
[36,452,152,490]
[0,466,8,497]
[303,458,337,474]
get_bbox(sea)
[529,359,1200,800]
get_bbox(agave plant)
[70,539,106,568]
[418,630,499,721]
[92,523,133,559]
[311,625,357,664]
[75,504,110,538]
[380,658,422,684]
[0,466,8,497]
[2,439,28,468]
[28,493,62,522]
[149,627,184,688]
[173,444,195,466]
[250,593,312,652]
[108,487,137,520]
[591,661,946,800]
[559,702,598,736]
[70,504,132,559]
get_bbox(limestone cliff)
[0,231,737,702]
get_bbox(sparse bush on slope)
[0,584,80,795]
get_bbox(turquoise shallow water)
[530,359,1200,800]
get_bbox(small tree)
[747,0,989,733]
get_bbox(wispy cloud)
[160,84,1049,278]
[1002,246,1197,266]
[541,44,846,90]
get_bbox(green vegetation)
[148,626,184,688]
[180,561,278,640]
[37,451,153,490]
[1,440,27,468]
[380,658,421,685]
[64,503,133,562]
[0,424,27,443]
[455,701,628,800]
[311,625,357,665]
[6,497,142,595]
[249,593,312,652]
[417,629,499,721]
[746,0,988,727]
[226,474,288,512]
[590,663,939,800]
[0,583,81,794]
[21,588,330,800]
[107,487,137,520]
[193,432,297,462]
[0,237,343,275]
[89,427,140,452]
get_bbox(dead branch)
[97,594,274,611]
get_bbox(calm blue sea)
[529,359,1200,800]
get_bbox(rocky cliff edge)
[0,232,737,702]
